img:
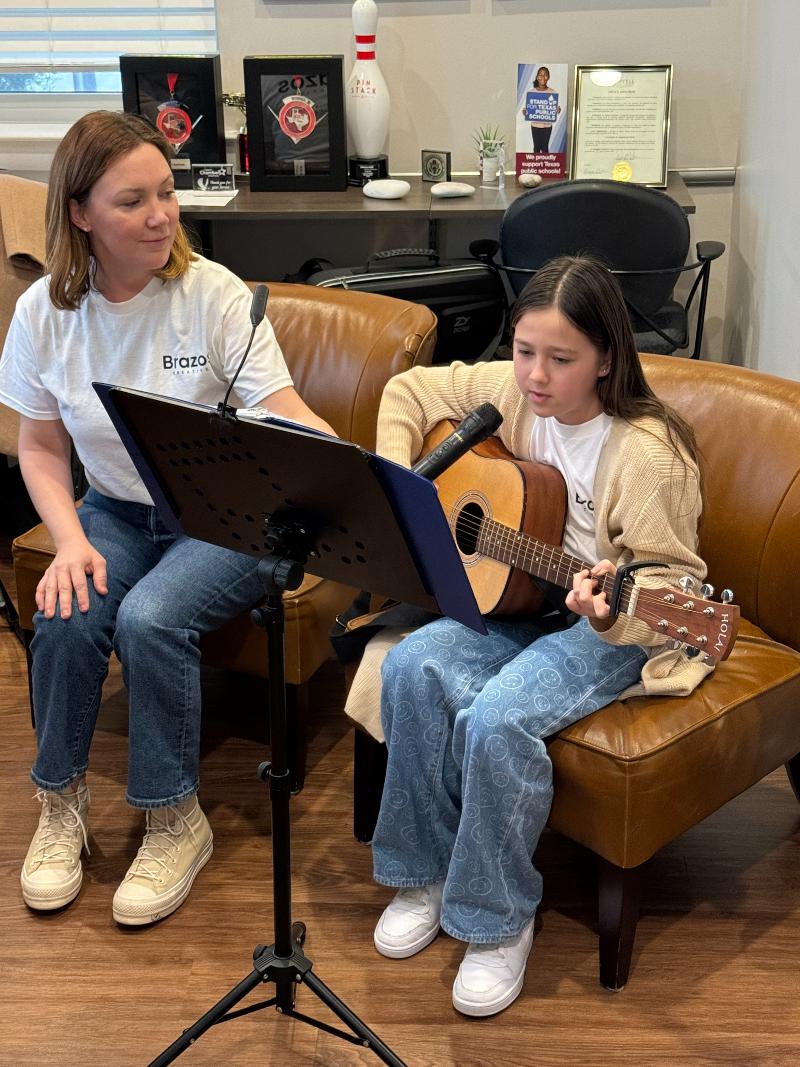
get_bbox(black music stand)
[95,383,485,1067]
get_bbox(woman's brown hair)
[511,254,701,472]
[46,110,195,310]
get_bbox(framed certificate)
[569,64,673,187]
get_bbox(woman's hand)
[565,559,617,619]
[36,536,108,620]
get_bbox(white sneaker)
[112,797,213,926]
[452,919,535,1017]
[21,781,90,911]
[374,882,444,959]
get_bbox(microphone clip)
[215,401,238,422]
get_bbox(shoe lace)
[466,942,510,969]
[32,788,90,861]
[395,886,436,914]
[124,805,198,884]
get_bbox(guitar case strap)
[329,580,576,668]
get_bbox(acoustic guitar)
[422,420,739,663]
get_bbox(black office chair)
[473,179,725,359]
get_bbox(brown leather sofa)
[12,282,437,784]
[352,353,800,989]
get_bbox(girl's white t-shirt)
[529,411,613,565]
[0,256,293,504]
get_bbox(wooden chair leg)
[786,752,800,802]
[597,856,643,991]
[353,730,387,843]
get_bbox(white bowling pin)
[346,0,391,159]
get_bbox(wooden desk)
[180,171,695,258]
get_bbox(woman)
[525,66,561,153]
[369,255,713,1016]
[0,111,334,924]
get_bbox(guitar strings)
[438,501,726,632]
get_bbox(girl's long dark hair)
[511,254,700,471]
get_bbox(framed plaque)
[569,64,673,187]
[120,54,226,189]
[243,55,347,192]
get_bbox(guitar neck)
[476,518,630,609]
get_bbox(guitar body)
[422,420,567,616]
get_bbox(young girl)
[0,111,334,924]
[525,65,561,153]
[369,255,713,1016]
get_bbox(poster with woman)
[515,62,569,179]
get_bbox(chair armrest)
[697,241,725,262]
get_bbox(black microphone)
[412,403,503,481]
[249,283,268,328]
[217,285,270,420]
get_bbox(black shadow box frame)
[243,55,347,192]
[120,54,226,189]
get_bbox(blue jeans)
[372,615,647,943]
[30,488,266,808]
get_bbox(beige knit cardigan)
[374,359,715,700]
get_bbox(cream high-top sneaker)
[112,796,213,926]
[21,779,90,911]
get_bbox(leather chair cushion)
[548,618,800,867]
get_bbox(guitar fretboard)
[475,516,634,613]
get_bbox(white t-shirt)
[530,411,613,565]
[0,256,293,504]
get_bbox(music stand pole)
[149,533,405,1067]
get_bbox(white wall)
[219,0,743,174]
[217,0,744,359]
[724,0,800,379]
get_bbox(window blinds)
[0,1,218,70]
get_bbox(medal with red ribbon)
[156,73,197,151]
[269,76,326,145]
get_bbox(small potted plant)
[472,124,506,186]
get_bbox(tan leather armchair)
[352,354,800,989]
[0,174,48,457]
[12,282,437,785]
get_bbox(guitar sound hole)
[454,503,484,555]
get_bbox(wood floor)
[1,538,799,1067]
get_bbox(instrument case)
[307,248,507,363]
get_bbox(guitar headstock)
[630,577,739,664]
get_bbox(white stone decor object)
[518,173,543,188]
[362,179,411,199]
[430,181,477,198]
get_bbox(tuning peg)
[699,583,714,599]
[679,575,696,593]
[669,639,682,650]
[703,654,715,665]
[721,589,734,604]
[685,646,701,658]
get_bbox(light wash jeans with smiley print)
[372,615,647,944]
